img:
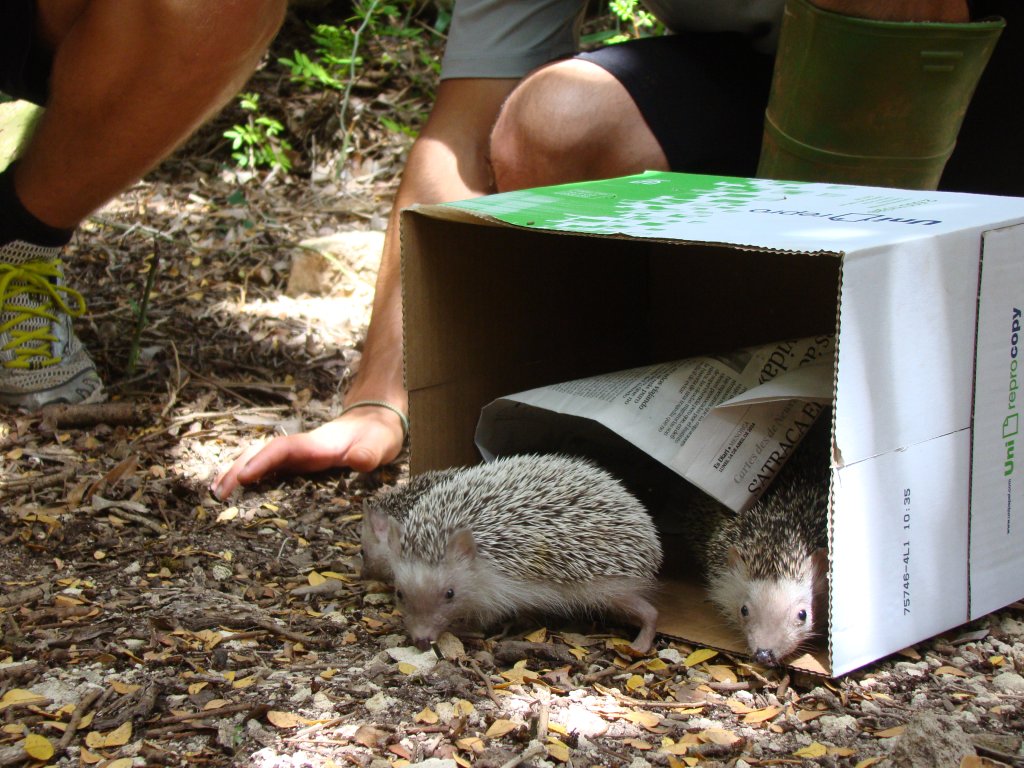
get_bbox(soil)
[2,12,1024,768]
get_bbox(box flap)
[833,232,984,465]
[439,171,1024,253]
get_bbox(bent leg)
[15,0,287,229]
[490,58,668,191]
[491,32,775,192]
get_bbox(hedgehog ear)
[387,516,404,557]
[446,527,477,563]
[726,546,749,576]
[368,507,390,541]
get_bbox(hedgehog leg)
[606,594,659,654]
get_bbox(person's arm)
[213,78,518,499]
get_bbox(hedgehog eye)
[395,589,404,601]
[797,609,808,623]
[740,605,749,618]
[445,588,455,600]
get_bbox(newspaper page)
[476,336,834,512]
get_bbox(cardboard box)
[401,171,1024,676]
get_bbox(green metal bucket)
[757,0,1005,190]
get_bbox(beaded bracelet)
[339,400,409,442]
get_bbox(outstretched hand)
[211,406,405,500]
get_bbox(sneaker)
[1,240,105,410]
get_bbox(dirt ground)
[3,16,1024,768]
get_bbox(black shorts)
[577,32,774,179]
[580,5,1021,197]
[0,0,51,106]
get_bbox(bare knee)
[491,62,603,191]
[491,59,668,192]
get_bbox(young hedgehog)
[689,414,831,666]
[360,469,459,581]
[373,453,663,653]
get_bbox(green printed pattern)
[446,171,823,236]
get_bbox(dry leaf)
[232,676,258,689]
[203,698,231,710]
[797,709,827,722]
[701,728,742,747]
[794,742,828,758]
[854,758,885,768]
[660,740,689,756]
[705,664,737,683]
[0,689,47,711]
[546,738,570,762]
[106,759,134,768]
[934,665,968,677]
[23,733,54,761]
[387,743,412,759]
[742,705,781,724]
[456,737,485,753]
[524,627,547,643]
[626,674,646,691]
[683,648,718,667]
[873,725,906,739]
[85,721,132,748]
[485,719,520,739]
[307,571,326,586]
[624,738,653,750]
[726,698,755,714]
[110,681,140,695]
[625,710,662,729]
[415,707,439,724]
[217,507,239,522]
[353,725,389,748]
[644,657,669,672]
[267,711,303,729]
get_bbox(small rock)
[364,691,396,714]
[406,760,457,768]
[882,712,975,768]
[991,671,1024,693]
[287,230,384,296]
[818,714,858,741]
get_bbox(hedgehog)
[372,453,664,653]
[687,413,831,666]
[360,468,459,581]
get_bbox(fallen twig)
[0,585,46,608]
[55,687,104,756]
[498,742,547,768]
[593,682,705,709]
[41,401,150,430]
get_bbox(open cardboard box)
[400,172,1024,676]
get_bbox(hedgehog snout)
[754,648,779,666]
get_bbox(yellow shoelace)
[0,260,87,369]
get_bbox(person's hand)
[211,406,405,500]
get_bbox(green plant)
[223,92,293,172]
[281,0,440,161]
[583,0,666,47]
